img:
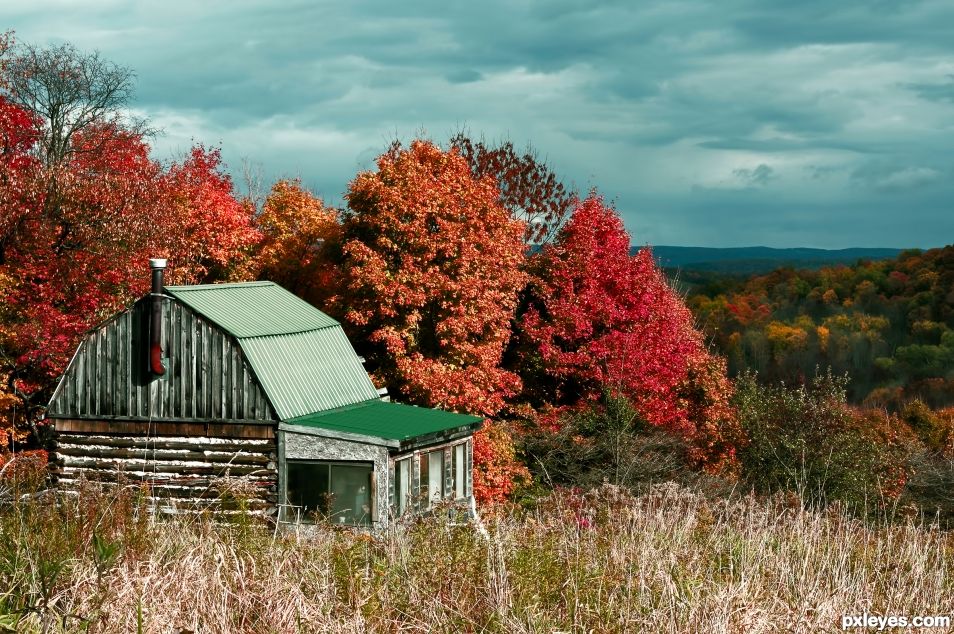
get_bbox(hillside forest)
[1,36,953,529]
[682,247,954,409]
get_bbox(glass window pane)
[287,462,330,519]
[328,464,372,526]
[419,452,429,507]
[454,444,465,499]
[286,461,373,525]
[395,458,410,516]
[428,450,443,505]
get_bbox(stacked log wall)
[52,430,278,516]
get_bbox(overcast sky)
[4,0,953,248]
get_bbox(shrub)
[519,391,700,491]
[0,449,48,497]
[734,370,910,512]
[900,448,954,528]
[901,399,952,451]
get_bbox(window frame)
[390,438,472,517]
[285,459,376,526]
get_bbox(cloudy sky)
[4,0,953,248]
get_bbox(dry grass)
[2,481,953,633]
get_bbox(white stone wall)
[282,431,389,526]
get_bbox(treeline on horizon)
[682,246,954,409]
[0,35,953,529]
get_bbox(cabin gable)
[47,296,277,424]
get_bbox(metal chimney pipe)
[148,259,167,376]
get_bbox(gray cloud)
[907,76,954,102]
[851,162,943,192]
[733,164,775,187]
[3,0,953,248]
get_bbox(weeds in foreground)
[0,479,951,632]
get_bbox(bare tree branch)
[4,41,137,166]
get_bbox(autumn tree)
[450,133,574,244]
[520,193,740,471]
[0,95,41,265]
[0,42,259,431]
[0,94,40,442]
[252,179,340,306]
[4,41,140,167]
[339,139,527,417]
[160,145,261,282]
[1,132,258,420]
[472,420,530,504]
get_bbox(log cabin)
[45,259,483,526]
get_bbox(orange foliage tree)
[252,179,340,306]
[338,140,529,503]
[472,420,530,504]
[339,139,527,417]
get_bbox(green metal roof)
[164,281,380,420]
[165,282,338,338]
[286,399,484,441]
[239,329,380,420]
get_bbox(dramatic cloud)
[733,164,775,188]
[4,0,952,248]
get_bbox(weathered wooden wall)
[52,431,278,515]
[47,297,277,423]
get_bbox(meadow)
[2,478,952,633]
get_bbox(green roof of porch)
[285,399,484,441]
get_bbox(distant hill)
[642,246,907,275]
[682,243,954,408]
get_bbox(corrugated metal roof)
[165,281,379,420]
[286,399,484,441]
[240,328,380,420]
[166,282,338,338]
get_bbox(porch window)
[394,457,411,516]
[453,443,466,499]
[286,460,373,525]
[418,450,445,508]
[428,449,444,504]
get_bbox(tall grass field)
[1,477,952,633]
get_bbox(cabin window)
[393,457,411,516]
[453,443,466,499]
[418,449,445,509]
[418,451,428,509]
[286,460,373,525]
[427,449,444,505]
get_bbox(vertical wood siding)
[47,298,276,423]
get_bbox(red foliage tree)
[0,125,258,425]
[160,145,261,282]
[0,95,42,265]
[339,139,527,417]
[521,193,740,471]
[0,95,41,445]
[450,133,574,244]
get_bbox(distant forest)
[678,246,954,408]
[651,245,905,275]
